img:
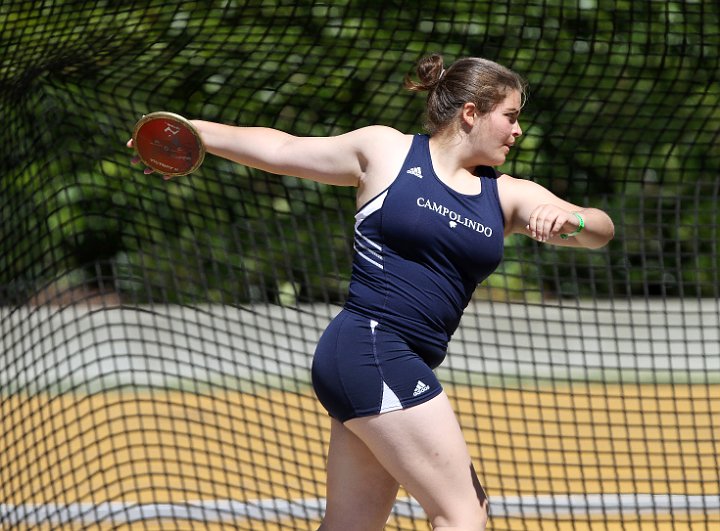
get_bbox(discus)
[132,112,205,176]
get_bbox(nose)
[513,121,523,137]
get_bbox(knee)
[476,502,489,529]
[470,462,490,529]
[430,463,490,529]
[466,501,490,530]
[431,501,488,531]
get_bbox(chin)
[476,152,506,167]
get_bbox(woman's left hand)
[526,204,579,242]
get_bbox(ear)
[461,102,477,127]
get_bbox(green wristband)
[560,212,585,239]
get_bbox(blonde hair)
[405,53,527,134]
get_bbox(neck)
[429,133,478,175]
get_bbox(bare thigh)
[345,392,488,530]
[318,418,399,531]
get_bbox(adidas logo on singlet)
[406,166,423,178]
[413,380,431,397]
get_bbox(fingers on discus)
[132,160,171,180]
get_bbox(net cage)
[1,1,719,529]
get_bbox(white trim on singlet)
[353,190,388,270]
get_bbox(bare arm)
[128,119,406,187]
[189,121,366,186]
[498,174,615,249]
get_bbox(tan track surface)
[2,384,718,530]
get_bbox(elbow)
[604,216,616,246]
[589,218,615,249]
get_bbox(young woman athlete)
[129,53,614,530]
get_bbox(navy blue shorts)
[311,309,444,422]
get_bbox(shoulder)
[495,173,543,232]
[496,173,520,202]
[496,172,546,197]
[353,127,415,205]
[335,125,412,162]
[350,126,414,173]
[497,172,525,188]
[343,125,408,144]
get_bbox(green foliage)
[1,0,718,303]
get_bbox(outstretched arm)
[188,120,368,186]
[129,119,405,188]
[498,174,614,249]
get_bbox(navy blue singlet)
[312,134,505,421]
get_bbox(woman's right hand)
[126,138,173,180]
